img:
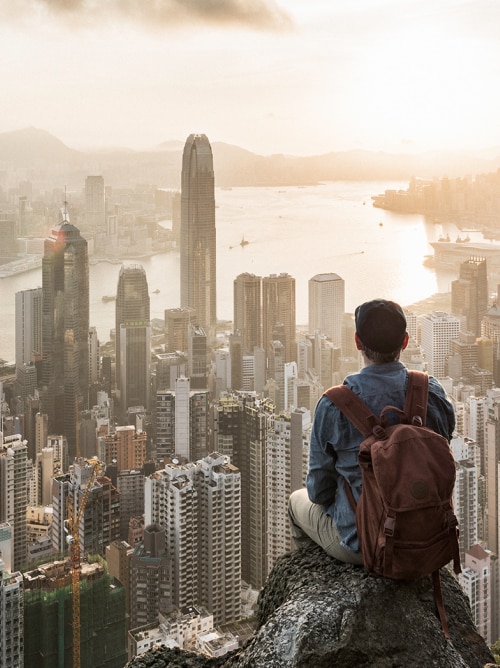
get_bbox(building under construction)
[23,556,127,667]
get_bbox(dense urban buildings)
[5,145,500,664]
[180,134,217,336]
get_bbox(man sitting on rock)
[288,298,455,565]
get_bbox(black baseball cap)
[355,299,407,354]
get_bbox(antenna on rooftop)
[61,186,70,223]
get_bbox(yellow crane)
[65,458,100,668]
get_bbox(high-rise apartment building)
[101,425,147,472]
[180,134,216,335]
[196,453,241,624]
[155,376,208,461]
[0,557,23,667]
[145,462,198,612]
[308,273,345,347]
[459,544,498,645]
[451,257,488,337]
[266,409,310,575]
[41,211,89,458]
[451,437,478,560]
[145,454,241,625]
[88,326,100,386]
[262,273,296,364]
[210,393,275,589]
[116,469,146,541]
[267,340,286,411]
[481,304,500,385]
[420,311,461,378]
[0,212,17,261]
[154,352,188,393]
[486,388,500,555]
[0,433,28,572]
[234,273,262,354]
[130,524,172,629]
[15,287,42,368]
[106,539,133,629]
[188,324,208,390]
[85,175,106,233]
[52,460,120,558]
[465,395,488,478]
[115,265,151,416]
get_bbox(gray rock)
[127,545,497,667]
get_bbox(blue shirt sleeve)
[306,396,340,510]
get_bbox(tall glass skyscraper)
[115,265,151,416]
[180,134,217,336]
[41,210,89,459]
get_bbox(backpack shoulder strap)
[404,370,429,425]
[323,385,379,437]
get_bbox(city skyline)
[0,1,499,156]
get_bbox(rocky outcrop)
[127,545,497,667]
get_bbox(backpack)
[324,370,461,637]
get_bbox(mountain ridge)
[2,127,500,188]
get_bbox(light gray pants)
[288,487,364,565]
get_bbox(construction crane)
[65,458,100,668]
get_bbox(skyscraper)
[262,273,296,364]
[233,273,262,354]
[164,307,196,353]
[41,210,89,460]
[180,134,216,335]
[308,273,345,347]
[15,287,42,368]
[451,257,488,337]
[85,175,106,234]
[115,265,151,416]
[420,311,461,379]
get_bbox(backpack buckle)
[384,516,395,537]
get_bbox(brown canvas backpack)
[324,370,461,637]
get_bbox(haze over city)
[1,0,500,156]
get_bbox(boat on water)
[229,236,250,250]
[102,295,116,303]
[153,289,160,294]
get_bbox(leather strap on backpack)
[324,385,378,437]
[433,570,450,639]
[325,370,429,430]
[404,370,429,425]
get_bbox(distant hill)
[0,127,83,166]
[1,127,500,188]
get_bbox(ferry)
[429,240,500,272]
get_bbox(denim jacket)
[305,362,455,554]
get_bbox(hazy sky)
[1,0,499,155]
